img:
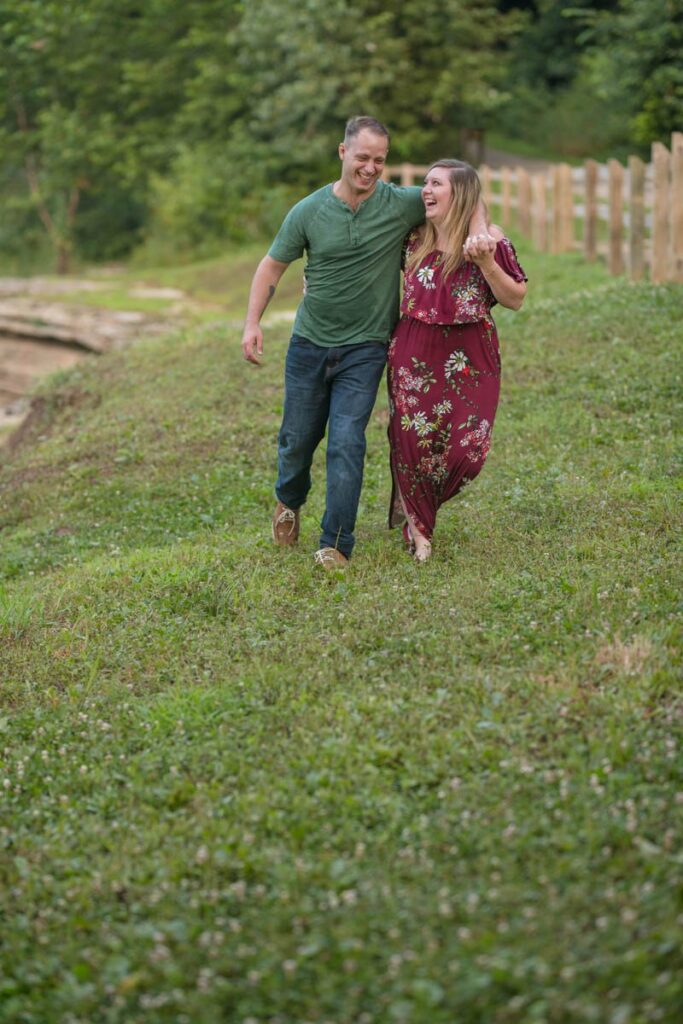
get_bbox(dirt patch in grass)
[595,635,653,676]
[2,388,100,457]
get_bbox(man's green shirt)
[268,181,424,347]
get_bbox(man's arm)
[241,255,290,365]
[461,199,496,263]
[468,199,491,244]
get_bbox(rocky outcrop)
[0,297,170,353]
[0,295,174,434]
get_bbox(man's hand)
[242,322,264,366]
[240,255,290,367]
[463,232,496,265]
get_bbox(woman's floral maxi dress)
[387,231,527,541]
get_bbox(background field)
[0,243,681,1023]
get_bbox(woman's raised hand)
[463,233,496,265]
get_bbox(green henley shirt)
[268,181,425,347]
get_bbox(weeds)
[0,246,681,1022]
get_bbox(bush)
[496,78,633,161]
[139,143,305,261]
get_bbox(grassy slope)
[0,246,681,1023]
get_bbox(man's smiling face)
[338,128,388,198]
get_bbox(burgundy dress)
[387,231,527,542]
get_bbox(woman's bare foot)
[413,537,432,562]
[399,492,432,561]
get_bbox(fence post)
[584,159,598,261]
[532,173,547,250]
[517,167,531,237]
[501,167,511,228]
[628,155,646,281]
[607,159,624,275]
[559,163,574,252]
[652,142,671,283]
[400,163,414,187]
[551,165,562,254]
[672,132,683,282]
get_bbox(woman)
[387,159,527,561]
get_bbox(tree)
[0,0,236,270]
[225,0,522,171]
[142,0,522,250]
[1,0,522,265]
[495,0,682,157]
[577,0,683,146]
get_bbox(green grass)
[485,132,583,166]
[0,241,681,1023]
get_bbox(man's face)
[338,129,388,196]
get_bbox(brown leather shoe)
[313,547,349,570]
[272,502,299,546]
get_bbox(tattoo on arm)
[259,285,275,316]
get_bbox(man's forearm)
[241,255,290,364]
[245,256,288,325]
[468,199,489,237]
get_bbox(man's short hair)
[344,116,390,146]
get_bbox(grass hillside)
[0,246,681,1024]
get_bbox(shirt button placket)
[346,205,361,247]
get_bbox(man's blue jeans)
[276,334,387,558]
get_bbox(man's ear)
[338,143,346,161]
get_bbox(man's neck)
[333,179,378,210]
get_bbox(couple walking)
[241,116,527,567]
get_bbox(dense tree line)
[501,0,682,158]
[1,0,680,271]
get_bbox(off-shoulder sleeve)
[494,238,528,283]
[401,229,420,271]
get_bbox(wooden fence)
[384,132,683,284]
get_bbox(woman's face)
[422,167,453,225]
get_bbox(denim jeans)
[276,334,387,558]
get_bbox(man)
[241,115,487,569]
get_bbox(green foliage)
[0,248,682,1019]
[1,0,519,265]
[223,0,521,168]
[497,78,630,161]
[503,0,618,91]
[499,0,682,157]
[0,0,679,264]
[144,0,522,251]
[578,0,683,146]
[141,146,303,257]
[0,0,242,268]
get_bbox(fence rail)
[384,132,683,284]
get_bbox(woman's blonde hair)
[407,159,483,279]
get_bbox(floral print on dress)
[388,325,500,539]
[460,417,492,463]
[444,349,470,379]
[400,230,527,326]
[416,264,437,289]
[388,228,526,542]
[390,356,436,415]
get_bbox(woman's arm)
[465,225,527,310]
